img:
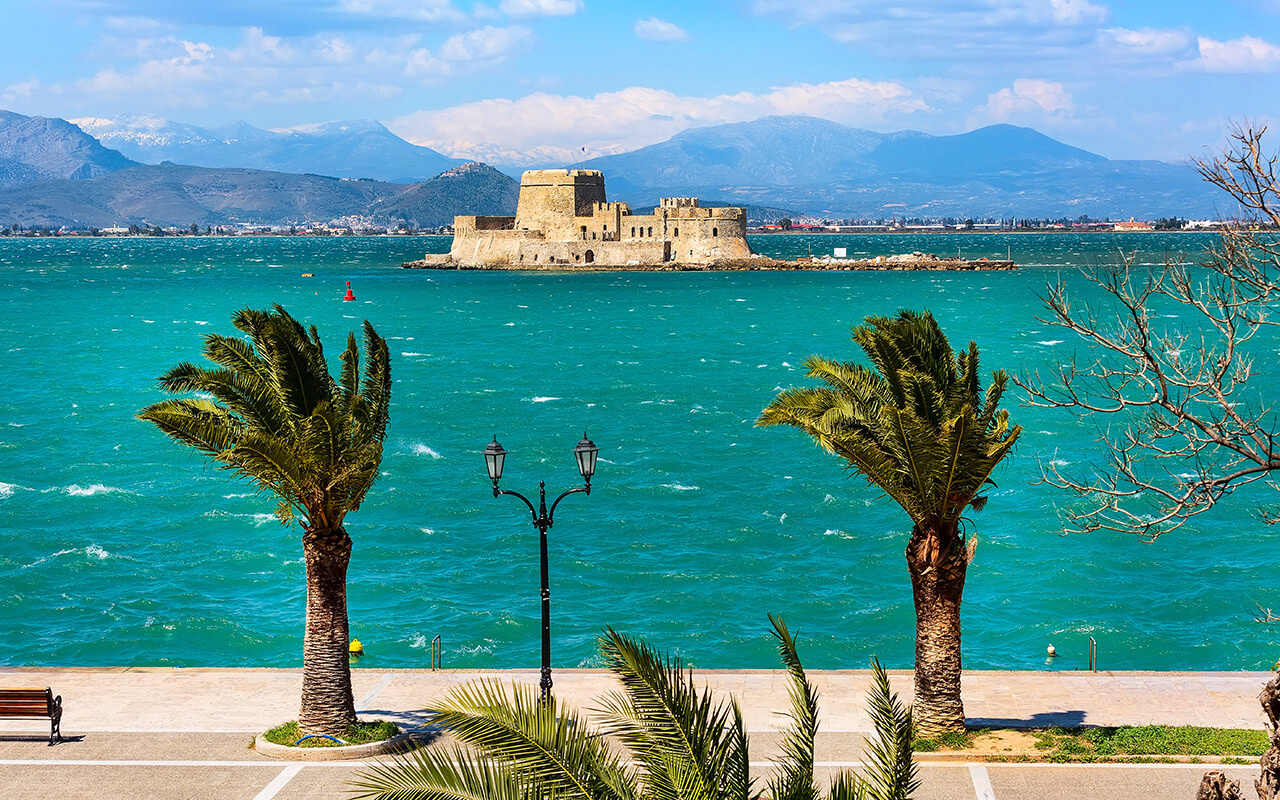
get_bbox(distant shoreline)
[402,255,1017,272]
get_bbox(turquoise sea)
[1,232,1276,673]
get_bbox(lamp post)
[484,433,598,702]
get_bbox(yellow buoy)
[349,638,363,654]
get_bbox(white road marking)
[253,765,303,800]
[970,764,997,800]
[356,674,397,711]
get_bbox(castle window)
[575,253,580,262]
[580,225,587,239]
[712,227,718,237]
[648,227,653,237]
[592,232,596,240]
[673,227,679,237]
[585,249,594,263]
[631,226,636,237]
[533,254,538,262]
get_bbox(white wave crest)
[531,396,560,403]
[662,482,699,492]
[411,444,442,458]
[0,482,18,498]
[66,484,127,497]
[824,529,854,539]
[1037,340,1065,346]
[86,544,111,559]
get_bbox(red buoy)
[343,281,355,302]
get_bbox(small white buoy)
[1047,644,1057,657]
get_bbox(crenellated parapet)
[445,170,752,267]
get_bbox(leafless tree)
[1015,122,1280,541]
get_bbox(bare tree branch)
[1015,122,1280,541]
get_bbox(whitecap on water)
[411,444,442,458]
[662,482,699,491]
[530,396,560,403]
[66,484,128,497]
[0,482,19,498]
[1037,340,1064,346]
[824,529,854,539]
[85,544,111,559]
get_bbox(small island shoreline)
[402,254,1017,272]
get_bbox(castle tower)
[515,169,607,241]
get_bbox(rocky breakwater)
[401,251,1016,271]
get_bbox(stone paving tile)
[1,667,1273,736]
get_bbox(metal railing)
[431,635,442,670]
[1088,636,1098,672]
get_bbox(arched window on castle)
[673,227,679,237]
[712,227,718,237]
[631,226,636,237]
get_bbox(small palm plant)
[138,305,391,736]
[350,616,917,800]
[758,309,1019,737]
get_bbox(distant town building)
[447,169,752,267]
[1113,218,1154,232]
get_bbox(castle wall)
[448,170,751,267]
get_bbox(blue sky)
[3,0,1278,163]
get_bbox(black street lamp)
[484,433,598,702]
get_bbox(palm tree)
[351,616,916,800]
[138,304,391,736]
[757,310,1020,737]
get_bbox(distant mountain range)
[0,108,1229,226]
[587,116,1216,219]
[0,110,138,188]
[71,115,462,184]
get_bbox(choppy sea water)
[1,232,1276,673]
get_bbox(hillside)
[368,162,519,228]
[0,110,137,188]
[586,116,1217,219]
[0,164,409,228]
[71,116,463,184]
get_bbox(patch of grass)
[913,727,987,752]
[1028,726,1267,762]
[262,719,400,748]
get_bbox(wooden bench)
[0,687,63,745]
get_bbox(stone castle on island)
[442,169,753,268]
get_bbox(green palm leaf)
[859,659,919,800]
[597,627,750,800]
[766,615,820,800]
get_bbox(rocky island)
[401,168,1015,271]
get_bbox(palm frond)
[139,305,392,534]
[348,744,533,800]
[859,659,919,800]
[428,679,635,800]
[766,615,819,800]
[598,628,751,800]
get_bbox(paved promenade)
[0,667,1272,799]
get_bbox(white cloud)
[2,79,41,105]
[317,37,355,63]
[973,79,1074,124]
[499,0,582,17]
[439,25,533,61]
[634,17,691,42]
[754,0,1108,62]
[388,77,928,160]
[1190,35,1280,72]
[331,0,467,22]
[1101,27,1193,56]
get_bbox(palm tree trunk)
[299,526,357,736]
[906,523,968,737]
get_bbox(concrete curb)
[253,731,421,762]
